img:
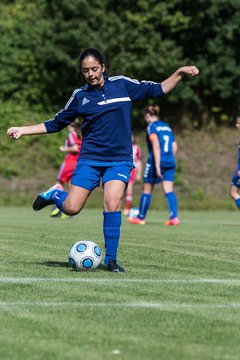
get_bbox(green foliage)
[1,0,239,128]
[174,160,185,187]
[0,101,66,179]
[0,1,239,207]
[0,163,18,179]
[0,1,53,105]
[172,0,240,126]
[190,188,205,201]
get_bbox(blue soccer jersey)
[146,120,176,168]
[44,76,164,164]
[231,144,240,188]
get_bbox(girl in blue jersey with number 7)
[7,48,199,272]
[127,105,179,226]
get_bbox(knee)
[64,207,80,216]
[63,203,83,216]
[104,199,120,212]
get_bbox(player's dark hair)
[76,48,108,83]
[143,105,160,117]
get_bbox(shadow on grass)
[41,261,107,271]
[98,263,106,271]
[42,261,69,268]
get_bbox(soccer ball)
[128,207,139,219]
[68,240,102,271]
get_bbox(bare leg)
[62,184,92,215]
[142,183,154,194]
[230,185,240,201]
[103,180,127,211]
[161,180,174,194]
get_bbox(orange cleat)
[123,208,130,216]
[163,217,180,226]
[126,217,146,225]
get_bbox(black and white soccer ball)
[68,240,102,271]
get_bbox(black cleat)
[32,184,63,211]
[33,195,54,211]
[107,259,126,273]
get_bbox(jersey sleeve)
[149,133,158,142]
[123,77,164,101]
[147,123,157,137]
[68,132,78,146]
[44,91,79,133]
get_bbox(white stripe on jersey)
[64,88,83,109]
[109,76,160,87]
[109,75,140,84]
[68,132,75,146]
[156,126,171,132]
[97,97,131,105]
[48,88,83,120]
[141,80,161,86]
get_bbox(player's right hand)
[155,165,162,179]
[7,127,23,140]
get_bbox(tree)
[171,0,240,126]
[0,0,239,128]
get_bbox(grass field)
[0,207,240,360]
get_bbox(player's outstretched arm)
[151,137,162,178]
[59,144,79,153]
[161,66,199,94]
[7,123,47,140]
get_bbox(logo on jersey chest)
[82,97,90,105]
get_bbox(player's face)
[144,113,152,124]
[67,125,74,132]
[81,56,105,88]
[236,117,240,129]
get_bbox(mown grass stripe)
[1,301,240,309]
[1,277,240,285]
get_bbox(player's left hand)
[180,66,200,77]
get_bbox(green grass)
[0,208,240,360]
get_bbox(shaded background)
[0,0,240,209]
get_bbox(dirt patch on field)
[176,128,238,196]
